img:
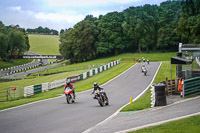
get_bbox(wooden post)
[165,77,169,95]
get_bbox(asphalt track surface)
[0,62,160,133]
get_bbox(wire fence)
[0,86,23,102]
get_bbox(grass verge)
[129,115,200,133]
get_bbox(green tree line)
[59,0,200,63]
[0,22,30,61]
[26,26,58,35]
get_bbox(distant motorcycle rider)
[92,82,107,99]
[141,64,147,72]
[64,81,75,99]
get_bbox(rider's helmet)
[67,81,70,85]
[94,82,99,88]
[142,64,145,67]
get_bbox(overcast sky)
[0,0,166,32]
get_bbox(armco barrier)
[24,59,120,97]
[183,76,200,97]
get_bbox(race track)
[0,62,160,133]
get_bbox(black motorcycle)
[93,90,109,107]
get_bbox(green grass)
[129,115,200,133]
[120,61,177,112]
[28,34,60,55]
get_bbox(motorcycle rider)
[92,82,107,99]
[141,64,147,72]
[147,58,150,64]
[64,81,75,99]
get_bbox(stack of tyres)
[154,83,166,106]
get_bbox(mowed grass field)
[28,34,60,55]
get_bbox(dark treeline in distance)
[26,26,59,35]
[0,22,30,61]
[59,0,200,63]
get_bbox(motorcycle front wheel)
[66,94,72,104]
[97,97,104,107]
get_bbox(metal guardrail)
[183,76,200,97]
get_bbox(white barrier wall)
[95,68,98,74]
[83,72,87,79]
[24,85,34,97]
[48,79,66,90]
[104,65,107,70]
[90,70,93,76]
[42,83,49,92]
[100,66,102,72]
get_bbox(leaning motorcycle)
[93,90,109,107]
[64,87,75,104]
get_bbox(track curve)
[0,62,161,133]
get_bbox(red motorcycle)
[64,87,75,104]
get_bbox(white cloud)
[88,10,111,17]
[9,6,21,11]
[45,0,142,7]
[34,12,85,23]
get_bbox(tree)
[59,15,99,62]
[157,1,182,51]
[96,12,128,56]
[60,29,65,34]
[0,32,8,59]
[175,0,200,43]
[8,29,27,56]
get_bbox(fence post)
[182,80,184,98]
[7,88,8,101]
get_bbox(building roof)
[171,57,192,64]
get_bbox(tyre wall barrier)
[183,76,200,97]
[152,83,166,107]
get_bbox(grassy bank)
[28,34,60,55]
[129,115,200,133]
